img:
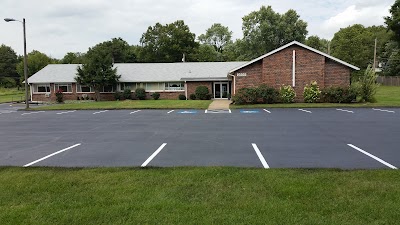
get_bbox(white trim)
[229,41,360,73]
[213,82,230,99]
[54,83,72,93]
[292,50,296,87]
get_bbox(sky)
[0,0,394,59]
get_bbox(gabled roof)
[28,61,248,84]
[229,41,360,73]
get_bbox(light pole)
[4,18,29,109]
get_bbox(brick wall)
[234,45,351,102]
[186,81,212,97]
[324,58,351,87]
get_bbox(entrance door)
[214,82,229,99]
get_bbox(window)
[34,84,50,93]
[120,83,136,91]
[55,83,72,93]
[165,82,184,90]
[102,85,115,93]
[77,84,93,93]
[145,82,163,91]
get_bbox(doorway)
[213,82,229,99]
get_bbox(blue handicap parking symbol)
[178,110,198,114]
[240,109,260,114]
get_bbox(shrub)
[0,77,17,88]
[114,91,122,100]
[77,96,80,101]
[91,97,94,100]
[280,85,296,103]
[81,97,85,100]
[231,94,246,105]
[135,87,146,100]
[123,89,132,99]
[195,86,210,100]
[189,93,196,100]
[320,86,357,103]
[303,81,321,103]
[55,89,63,103]
[178,94,186,100]
[231,87,258,104]
[358,65,379,102]
[258,84,279,104]
[85,96,89,100]
[151,92,160,100]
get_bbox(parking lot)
[0,103,399,169]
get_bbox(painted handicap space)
[177,110,198,114]
[240,109,260,114]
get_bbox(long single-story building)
[28,41,359,102]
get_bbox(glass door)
[214,83,221,98]
[214,82,229,99]
[222,83,228,98]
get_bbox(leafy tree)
[139,20,199,62]
[94,38,136,63]
[385,0,400,42]
[75,45,121,101]
[305,36,329,53]
[194,44,223,62]
[382,41,400,76]
[61,52,85,64]
[331,25,392,70]
[198,23,232,53]
[0,44,19,86]
[16,50,55,82]
[241,6,308,59]
[222,40,247,61]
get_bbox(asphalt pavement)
[0,105,399,169]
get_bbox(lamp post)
[4,18,29,109]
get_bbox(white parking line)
[205,110,208,113]
[336,109,354,113]
[251,143,270,169]
[56,110,76,115]
[141,143,167,167]
[263,109,271,113]
[23,143,81,167]
[93,110,108,115]
[130,110,141,114]
[298,109,312,113]
[372,108,395,113]
[167,110,175,114]
[21,111,45,116]
[347,144,397,169]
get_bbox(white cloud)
[0,0,393,58]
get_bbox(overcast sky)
[0,0,393,59]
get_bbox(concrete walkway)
[207,99,232,110]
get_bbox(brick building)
[28,41,358,102]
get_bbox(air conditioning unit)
[82,94,88,98]
[45,93,50,97]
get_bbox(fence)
[377,76,400,86]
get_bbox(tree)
[75,45,121,101]
[139,20,199,62]
[305,36,330,53]
[331,25,392,70]
[198,23,232,53]
[93,38,136,63]
[194,44,223,62]
[385,0,400,42]
[0,44,19,87]
[241,6,308,60]
[61,52,85,64]
[16,50,55,82]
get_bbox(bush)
[231,94,246,105]
[0,77,17,88]
[91,97,94,100]
[55,89,63,103]
[321,86,357,103]
[151,92,160,100]
[178,94,186,100]
[280,85,296,103]
[123,89,132,100]
[81,97,85,100]
[85,96,89,100]
[135,88,146,100]
[231,87,258,104]
[77,96,80,101]
[189,93,196,100]
[258,84,279,104]
[303,81,321,103]
[358,65,379,102]
[114,91,122,100]
[195,86,210,100]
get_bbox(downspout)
[228,74,235,95]
[292,50,296,87]
[184,80,187,100]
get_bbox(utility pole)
[373,38,377,70]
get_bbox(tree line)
[1,3,400,88]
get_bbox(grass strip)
[0,167,399,225]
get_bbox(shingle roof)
[229,41,360,73]
[28,62,248,84]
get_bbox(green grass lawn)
[34,99,212,110]
[0,167,399,224]
[231,85,400,109]
[0,88,25,103]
